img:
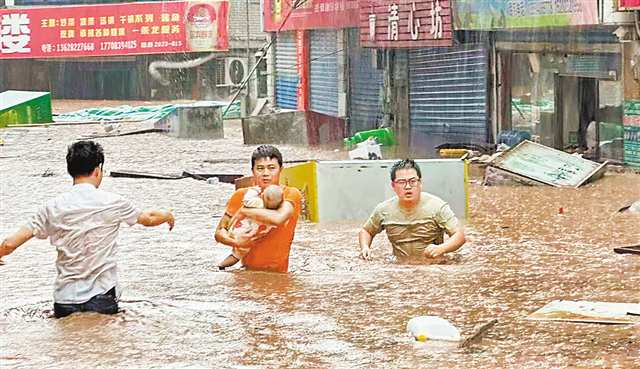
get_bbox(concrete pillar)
[387,49,410,151]
[267,32,276,106]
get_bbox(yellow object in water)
[0,137,4,146]
[416,334,427,342]
[439,149,467,158]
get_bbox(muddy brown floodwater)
[1,105,639,368]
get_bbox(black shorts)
[53,287,118,318]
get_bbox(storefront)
[361,0,493,154]
[408,44,490,149]
[497,30,623,160]
[454,0,631,163]
[274,32,298,110]
[0,1,230,100]
[309,29,340,116]
[347,29,383,134]
[263,0,358,117]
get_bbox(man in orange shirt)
[214,145,302,273]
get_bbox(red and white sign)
[0,1,228,59]
[263,0,359,32]
[360,0,452,48]
[296,30,309,111]
[619,0,640,10]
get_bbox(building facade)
[455,0,639,166]
[264,0,386,139]
[0,0,268,113]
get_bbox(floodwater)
[1,105,639,368]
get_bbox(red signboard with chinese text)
[296,30,309,111]
[619,0,640,10]
[0,1,228,59]
[360,0,452,48]
[263,0,359,32]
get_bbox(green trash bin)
[344,127,397,149]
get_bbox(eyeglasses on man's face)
[393,177,420,188]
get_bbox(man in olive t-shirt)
[359,159,466,260]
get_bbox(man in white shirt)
[0,141,175,318]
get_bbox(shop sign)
[0,1,229,59]
[263,0,359,32]
[359,0,452,48]
[453,0,598,30]
[624,125,640,168]
[563,54,619,80]
[619,0,640,10]
[624,101,640,126]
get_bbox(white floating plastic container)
[407,316,462,342]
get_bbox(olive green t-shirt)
[363,192,460,257]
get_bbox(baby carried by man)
[217,185,283,269]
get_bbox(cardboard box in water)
[154,106,223,139]
[0,90,52,128]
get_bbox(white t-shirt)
[26,183,141,304]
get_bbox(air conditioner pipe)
[148,53,218,86]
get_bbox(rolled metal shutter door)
[275,32,298,110]
[409,45,489,145]
[348,30,384,134]
[310,30,339,116]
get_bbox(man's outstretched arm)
[0,227,34,264]
[137,210,175,230]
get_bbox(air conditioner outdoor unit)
[225,57,248,86]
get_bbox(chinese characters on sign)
[1,13,31,54]
[429,0,442,39]
[408,2,420,40]
[263,0,359,32]
[0,1,229,59]
[368,9,377,41]
[360,0,452,48]
[388,4,399,41]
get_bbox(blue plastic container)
[498,130,531,147]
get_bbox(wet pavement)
[1,104,639,368]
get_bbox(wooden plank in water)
[110,170,185,180]
[527,300,640,324]
[79,128,162,139]
[182,171,244,184]
[458,319,497,348]
[613,245,640,255]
